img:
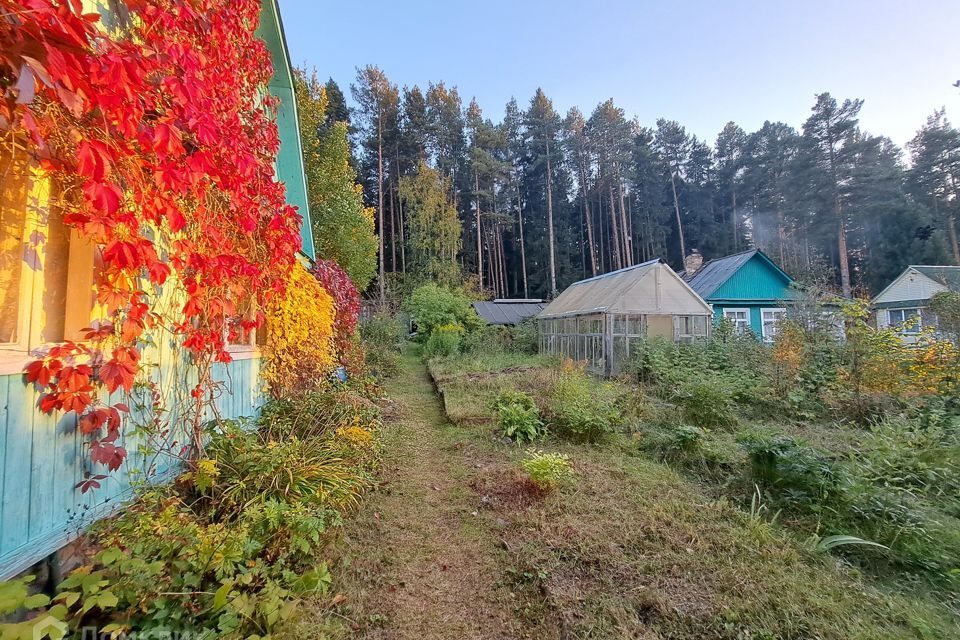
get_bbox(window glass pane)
[1,144,29,345]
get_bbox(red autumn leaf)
[76,475,107,494]
[90,440,126,471]
[82,180,122,214]
[121,317,144,342]
[76,140,111,181]
[99,348,138,394]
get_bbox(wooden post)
[603,313,613,377]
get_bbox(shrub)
[546,362,622,443]
[263,262,338,397]
[461,323,512,355]
[674,381,737,429]
[738,431,839,504]
[404,283,484,339]
[630,337,680,386]
[199,420,368,517]
[494,389,544,443]
[508,318,539,355]
[360,312,406,377]
[521,451,574,490]
[423,323,463,357]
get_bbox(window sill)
[0,351,30,377]
[225,346,262,361]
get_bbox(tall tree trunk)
[377,119,385,300]
[483,226,495,296]
[608,182,623,270]
[837,202,851,297]
[731,189,738,251]
[618,176,631,266]
[669,170,686,260]
[475,170,483,289]
[826,127,851,298]
[389,174,397,272]
[576,154,598,275]
[516,186,529,299]
[546,139,557,295]
[396,153,406,273]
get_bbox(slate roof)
[911,266,960,291]
[681,250,759,299]
[472,300,546,325]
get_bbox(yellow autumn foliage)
[263,262,337,397]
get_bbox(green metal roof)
[257,0,315,261]
[911,266,960,291]
[682,249,794,302]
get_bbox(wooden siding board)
[2,374,33,554]
[710,257,792,303]
[0,355,264,579]
[872,269,948,305]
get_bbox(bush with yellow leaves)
[263,262,337,397]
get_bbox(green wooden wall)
[709,257,793,303]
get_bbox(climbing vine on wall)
[2,0,303,479]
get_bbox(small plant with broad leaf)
[494,389,544,443]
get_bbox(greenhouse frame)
[537,259,713,376]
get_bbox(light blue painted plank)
[0,376,8,538]
[2,373,33,554]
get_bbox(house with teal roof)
[681,249,795,341]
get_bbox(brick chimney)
[683,249,703,276]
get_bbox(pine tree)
[801,93,863,297]
[907,109,960,264]
[654,119,691,262]
[352,66,399,299]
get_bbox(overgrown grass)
[428,350,960,639]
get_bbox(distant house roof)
[682,249,793,302]
[871,265,960,306]
[911,266,960,290]
[472,300,546,325]
[538,259,712,318]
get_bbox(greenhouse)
[537,259,713,376]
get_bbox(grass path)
[301,350,532,639]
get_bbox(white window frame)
[722,308,751,334]
[760,307,786,342]
[887,308,921,334]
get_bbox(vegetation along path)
[299,350,531,639]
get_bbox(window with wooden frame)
[225,294,264,355]
[887,308,921,334]
[0,141,102,371]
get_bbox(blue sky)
[279,0,959,149]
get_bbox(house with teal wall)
[0,0,312,579]
[682,249,795,341]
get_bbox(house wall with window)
[682,250,794,342]
[0,0,313,579]
[871,265,960,344]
